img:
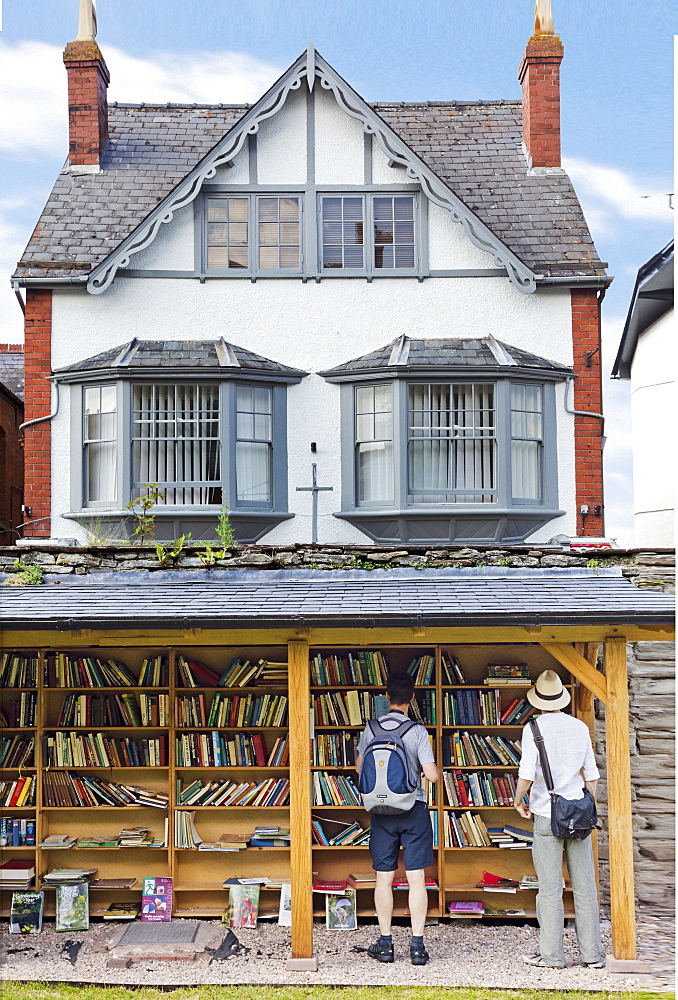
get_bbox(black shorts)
[369,800,434,872]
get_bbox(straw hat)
[527,669,571,711]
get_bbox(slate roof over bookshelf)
[54,338,307,377]
[15,99,604,281]
[321,336,572,377]
[1,568,672,630]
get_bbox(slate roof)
[612,240,674,379]
[54,338,307,378]
[321,336,572,377]
[0,568,672,630]
[0,349,25,402]
[15,98,605,282]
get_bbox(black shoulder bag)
[528,717,599,840]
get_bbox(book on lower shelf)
[10,891,44,933]
[225,884,260,928]
[141,877,172,921]
[448,900,483,915]
[42,772,169,809]
[90,878,137,890]
[0,859,36,889]
[326,888,357,930]
[311,816,370,847]
[443,732,522,768]
[104,901,139,921]
[176,777,290,808]
[56,882,90,931]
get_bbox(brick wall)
[23,290,52,537]
[63,40,110,167]
[0,385,23,545]
[571,288,605,536]
[518,34,564,168]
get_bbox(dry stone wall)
[1,542,674,912]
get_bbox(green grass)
[4,987,673,1000]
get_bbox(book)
[141,877,172,921]
[448,900,483,914]
[313,880,347,892]
[325,888,357,930]
[227,884,260,928]
[346,872,377,888]
[104,902,139,921]
[40,835,77,850]
[278,881,292,927]
[90,878,137,889]
[56,882,89,931]
[10,892,44,934]
[503,825,534,843]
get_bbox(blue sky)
[0,0,674,544]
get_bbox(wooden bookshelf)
[0,641,593,925]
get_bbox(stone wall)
[1,541,674,912]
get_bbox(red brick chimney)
[518,1,564,168]
[62,2,109,169]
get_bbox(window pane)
[228,247,248,269]
[280,246,299,268]
[236,442,271,502]
[228,198,248,221]
[235,385,272,504]
[256,197,300,271]
[373,196,416,270]
[206,197,249,270]
[408,383,495,503]
[355,384,393,502]
[84,385,117,502]
[259,246,279,269]
[132,384,221,505]
[512,440,541,499]
[280,198,299,220]
[510,383,542,500]
[322,197,364,269]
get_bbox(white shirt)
[518,711,600,819]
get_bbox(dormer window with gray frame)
[319,194,419,275]
[203,195,303,275]
[56,339,307,543]
[322,336,571,545]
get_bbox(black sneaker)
[367,940,394,963]
[410,943,430,966]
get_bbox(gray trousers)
[532,813,604,966]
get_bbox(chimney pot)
[518,30,564,168]
[63,39,110,168]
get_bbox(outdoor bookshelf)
[0,642,592,922]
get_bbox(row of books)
[487,663,529,679]
[1,653,38,688]
[56,692,169,728]
[176,655,288,688]
[0,735,35,768]
[176,693,289,728]
[310,650,390,687]
[43,733,168,768]
[2,692,37,727]
[0,859,35,889]
[312,771,362,806]
[406,654,435,685]
[442,654,467,684]
[313,733,358,768]
[443,810,493,848]
[42,772,169,808]
[443,689,502,726]
[488,826,533,848]
[313,691,388,727]
[45,653,137,688]
[0,817,36,847]
[138,656,169,687]
[177,777,290,808]
[1,776,36,807]
[442,732,522,768]
[443,770,518,808]
[311,816,370,847]
[175,732,289,768]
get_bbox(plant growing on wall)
[215,503,236,547]
[124,484,164,544]
[154,534,191,567]
[4,560,45,587]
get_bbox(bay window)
[83,384,117,503]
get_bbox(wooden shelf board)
[175,805,289,810]
[72,846,168,851]
[443,806,517,810]
[174,885,284,892]
[176,766,289,772]
[45,766,168,771]
[44,687,169,693]
[176,726,288,732]
[45,727,168,732]
[175,846,289,852]
[42,806,166,811]
[0,767,37,771]
[176,687,287,693]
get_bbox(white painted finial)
[77,0,98,40]
[534,0,554,35]
[306,42,316,91]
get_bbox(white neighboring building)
[612,241,674,547]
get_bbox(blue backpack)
[358,717,419,814]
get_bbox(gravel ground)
[1,913,673,992]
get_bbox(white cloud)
[563,156,673,239]
[0,39,281,158]
[0,198,32,344]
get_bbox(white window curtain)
[511,383,542,500]
[132,384,221,505]
[408,383,495,503]
[236,386,272,503]
[84,385,117,502]
[355,385,393,503]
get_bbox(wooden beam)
[1,624,673,648]
[573,643,598,740]
[539,642,608,704]
[605,636,637,960]
[287,639,314,960]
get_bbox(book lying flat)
[503,825,534,842]
[104,901,139,921]
[313,881,347,893]
[448,900,483,914]
[90,878,137,889]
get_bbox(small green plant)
[154,534,191,567]
[5,559,45,587]
[215,503,236,547]
[499,557,511,567]
[124,484,164,543]
[586,558,600,569]
[197,544,218,567]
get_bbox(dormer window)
[204,195,302,275]
[319,194,418,274]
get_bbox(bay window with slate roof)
[322,336,571,545]
[55,339,306,543]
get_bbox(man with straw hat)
[513,669,604,969]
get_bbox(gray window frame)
[318,191,422,277]
[201,192,304,278]
[340,377,558,514]
[70,378,289,516]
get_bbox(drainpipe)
[563,375,605,444]
[19,378,60,435]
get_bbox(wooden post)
[605,636,636,960]
[574,642,598,740]
[287,639,316,966]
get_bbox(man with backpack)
[356,672,439,966]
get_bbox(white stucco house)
[612,241,674,548]
[14,8,610,546]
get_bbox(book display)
[0,641,587,926]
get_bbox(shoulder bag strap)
[528,717,556,797]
